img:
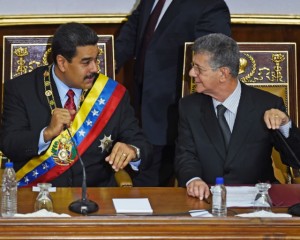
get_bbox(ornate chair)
[2,35,132,187]
[182,41,298,184]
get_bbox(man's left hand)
[105,142,137,171]
[264,108,289,129]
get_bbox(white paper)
[225,186,258,207]
[210,186,261,207]
[14,209,70,218]
[236,210,292,218]
[189,210,213,217]
[112,198,153,213]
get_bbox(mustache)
[84,72,97,80]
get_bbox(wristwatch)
[129,144,140,162]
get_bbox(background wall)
[1,0,300,15]
[0,0,138,15]
[225,0,300,14]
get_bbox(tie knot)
[67,89,75,98]
[64,89,77,120]
[217,104,227,117]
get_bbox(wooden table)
[1,186,300,239]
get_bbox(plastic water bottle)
[212,177,227,216]
[1,162,17,217]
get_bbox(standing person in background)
[115,0,231,186]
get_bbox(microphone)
[65,127,99,215]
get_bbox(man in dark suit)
[175,33,300,200]
[115,0,231,186]
[0,22,152,187]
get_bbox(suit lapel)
[200,96,227,158]
[226,84,256,164]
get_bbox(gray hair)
[192,33,240,77]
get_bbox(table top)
[19,187,210,216]
[17,184,300,216]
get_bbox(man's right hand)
[187,179,210,200]
[43,108,76,142]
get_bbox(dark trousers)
[130,144,175,187]
[155,144,176,186]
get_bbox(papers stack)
[112,198,153,214]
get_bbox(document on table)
[225,186,258,207]
[112,198,153,213]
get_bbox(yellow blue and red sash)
[16,74,126,187]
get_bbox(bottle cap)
[5,162,13,168]
[216,177,224,184]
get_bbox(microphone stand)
[275,129,300,167]
[66,128,99,215]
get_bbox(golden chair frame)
[1,35,132,187]
[182,42,298,183]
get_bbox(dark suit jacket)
[0,66,153,187]
[175,83,300,186]
[115,0,231,145]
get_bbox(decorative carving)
[239,53,256,83]
[13,47,29,77]
[189,77,196,94]
[97,45,105,73]
[271,53,285,82]
[238,57,247,74]
[10,37,112,80]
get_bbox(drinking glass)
[253,183,272,212]
[34,183,53,212]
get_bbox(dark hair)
[192,33,240,77]
[51,22,99,64]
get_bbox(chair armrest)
[114,169,133,187]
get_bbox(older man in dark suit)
[175,33,300,200]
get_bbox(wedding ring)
[274,115,279,118]
[122,153,127,157]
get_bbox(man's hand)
[186,179,210,200]
[264,108,289,130]
[43,108,76,142]
[105,142,137,171]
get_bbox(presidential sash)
[16,74,126,187]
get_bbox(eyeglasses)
[190,62,207,76]
[190,62,219,76]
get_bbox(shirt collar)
[213,80,241,115]
[51,65,82,104]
